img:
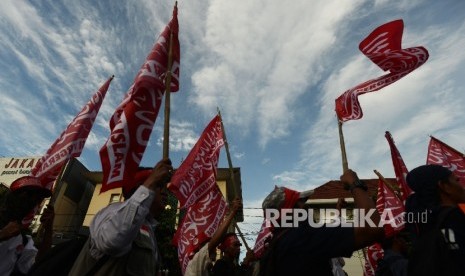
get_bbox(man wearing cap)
[211,232,255,276]
[184,199,242,276]
[405,164,465,275]
[69,158,173,276]
[0,176,54,275]
[259,169,384,276]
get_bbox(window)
[109,193,121,204]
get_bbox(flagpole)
[163,1,177,159]
[337,119,349,172]
[217,108,252,251]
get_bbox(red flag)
[168,115,224,208]
[376,179,405,237]
[335,19,429,122]
[385,131,413,202]
[99,5,180,193]
[253,219,273,259]
[31,76,113,189]
[427,136,465,188]
[174,186,227,274]
[363,243,384,276]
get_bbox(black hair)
[405,165,452,235]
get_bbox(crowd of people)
[0,159,464,275]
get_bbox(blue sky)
[1,0,465,247]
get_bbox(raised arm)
[208,198,242,254]
[340,169,384,249]
[91,158,172,257]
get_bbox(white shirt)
[89,185,157,259]
[0,234,37,275]
[184,243,214,276]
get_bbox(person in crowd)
[184,199,242,276]
[259,169,384,276]
[405,164,465,274]
[375,231,409,276]
[331,198,349,276]
[69,158,173,276]
[0,176,54,275]
[211,233,256,276]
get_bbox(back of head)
[406,164,451,210]
[262,186,313,211]
[405,165,452,234]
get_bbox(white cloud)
[190,0,367,147]
[156,120,198,152]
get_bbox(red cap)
[122,169,152,198]
[10,176,52,198]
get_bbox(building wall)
[49,158,95,238]
[83,184,122,226]
[217,180,227,198]
[0,157,40,186]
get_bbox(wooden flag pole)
[162,1,177,159]
[217,108,238,197]
[338,119,349,172]
[217,108,252,251]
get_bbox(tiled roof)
[309,178,397,200]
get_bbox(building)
[33,157,243,243]
[0,156,41,186]
[82,166,243,227]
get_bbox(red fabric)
[168,115,225,273]
[122,169,152,197]
[427,136,465,188]
[335,19,429,122]
[459,204,465,215]
[282,187,301,209]
[31,76,113,190]
[363,243,384,276]
[173,186,227,274]
[168,115,224,208]
[99,5,180,193]
[376,179,405,237]
[253,219,273,258]
[385,131,413,203]
[10,176,43,192]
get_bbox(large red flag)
[99,5,180,193]
[31,76,113,189]
[385,131,413,202]
[173,186,227,274]
[168,115,224,208]
[335,19,429,122]
[427,136,465,188]
[376,179,405,237]
[168,115,225,273]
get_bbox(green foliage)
[155,191,182,276]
